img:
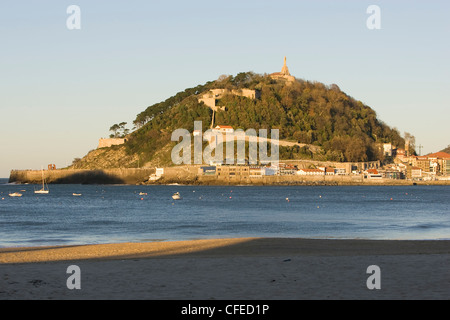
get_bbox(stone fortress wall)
[98,138,127,149]
[198,88,260,111]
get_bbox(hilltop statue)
[270,57,295,82]
[281,56,290,75]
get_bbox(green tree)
[109,124,120,138]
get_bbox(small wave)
[177,224,208,229]
[82,220,121,226]
[0,238,73,247]
[26,238,72,244]
[410,223,441,230]
[154,224,207,231]
[137,239,168,242]
[0,221,50,227]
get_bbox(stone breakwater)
[8,168,450,186]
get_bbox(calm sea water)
[1,178,449,247]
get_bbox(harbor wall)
[9,168,155,185]
[9,168,449,186]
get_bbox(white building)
[383,143,393,157]
[318,167,336,175]
[296,169,325,176]
[212,125,234,134]
[149,168,164,181]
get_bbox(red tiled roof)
[425,152,450,159]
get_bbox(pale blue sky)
[1,0,449,177]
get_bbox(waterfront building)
[263,166,277,176]
[296,169,324,176]
[249,166,264,178]
[411,167,423,179]
[216,165,250,178]
[199,166,216,176]
[404,151,450,176]
[366,169,382,179]
[318,167,336,175]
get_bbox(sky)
[1,0,449,177]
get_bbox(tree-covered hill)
[74,72,406,168]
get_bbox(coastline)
[1,238,449,300]
[8,168,450,186]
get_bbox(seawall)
[9,168,450,186]
[9,168,155,185]
[183,175,448,186]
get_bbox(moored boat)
[172,192,181,200]
[34,169,49,194]
[9,192,22,197]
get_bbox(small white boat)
[73,193,82,196]
[139,192,147,196]
[172,192,181,200]
[34,189,49,194]
[9,192,23,197]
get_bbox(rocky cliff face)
[73,140,176,170]
[71,145,138,169]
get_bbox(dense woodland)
[125,72,406,165]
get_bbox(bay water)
[1,179,449,247]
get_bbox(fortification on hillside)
[198,88,260,111]
[98,138,127,149]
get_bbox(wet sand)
[0,238,449,300]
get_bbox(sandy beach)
[0,238,449,300]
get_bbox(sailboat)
[34,169,49,194]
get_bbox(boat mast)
[41,168,46,190]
